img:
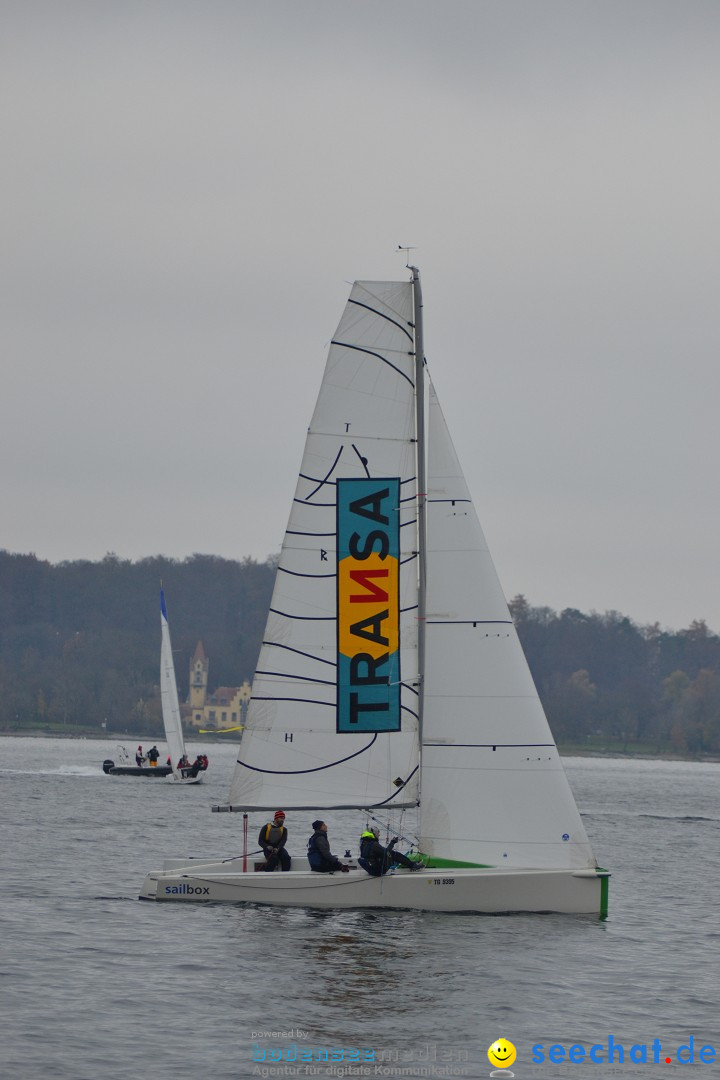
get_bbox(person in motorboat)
[258,811,291,872]
[358,827,423,876]
[147,745,160,767]
[307,820,350,874]
[135,745,146,767]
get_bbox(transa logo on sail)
[336,478,400,734]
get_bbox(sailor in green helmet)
[358,826,423,876]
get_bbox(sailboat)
[160,588,207,784]
[140,270,609,913]
[103,590,208,782]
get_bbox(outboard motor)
[102,759,114,774]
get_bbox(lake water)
[1,737,718,1080]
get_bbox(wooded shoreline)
[2,550,719,755]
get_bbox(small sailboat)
[140,270,609,913]
[160,588,208,784]
[103,590,208,782]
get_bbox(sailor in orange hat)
[258,810,291,872]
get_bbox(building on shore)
[186,640,251,731]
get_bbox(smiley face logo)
[488,1039,517,1069]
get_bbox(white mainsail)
[226,282,421,810]
[160,589,187,777]
[418,382,595,869]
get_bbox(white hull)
[139,859,608,915]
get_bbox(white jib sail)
[226,281,421,811]
[160,590,186,777]
[418,382,596,870]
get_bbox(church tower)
[189,641,209,710]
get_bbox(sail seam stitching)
[269,608,334,621]
[304,447,344,500]
[262,641,337,668]
[348,298,414,341]
[236,733,378,774]
[425,619,512,625]
[330,340,414,388]
[423,742,556,748]
[255,670,335,686]
[277,567,336,579]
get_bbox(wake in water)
[0,764,104,777]
[639,813,719,823]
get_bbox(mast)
[410,266,427,753]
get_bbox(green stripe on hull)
[417,855,493,869]
[417,856,611,917]
[598,868,610,920]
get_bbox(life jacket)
[360,831,380,861]
[307,831,324,869]
[263,823,284,846]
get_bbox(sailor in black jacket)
[307,821,349,873]
[358,826,421,876]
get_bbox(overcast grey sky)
[2,1,719,632]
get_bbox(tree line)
[1,550,719,754]
[0,551,276,735]
[509,595,720,755]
